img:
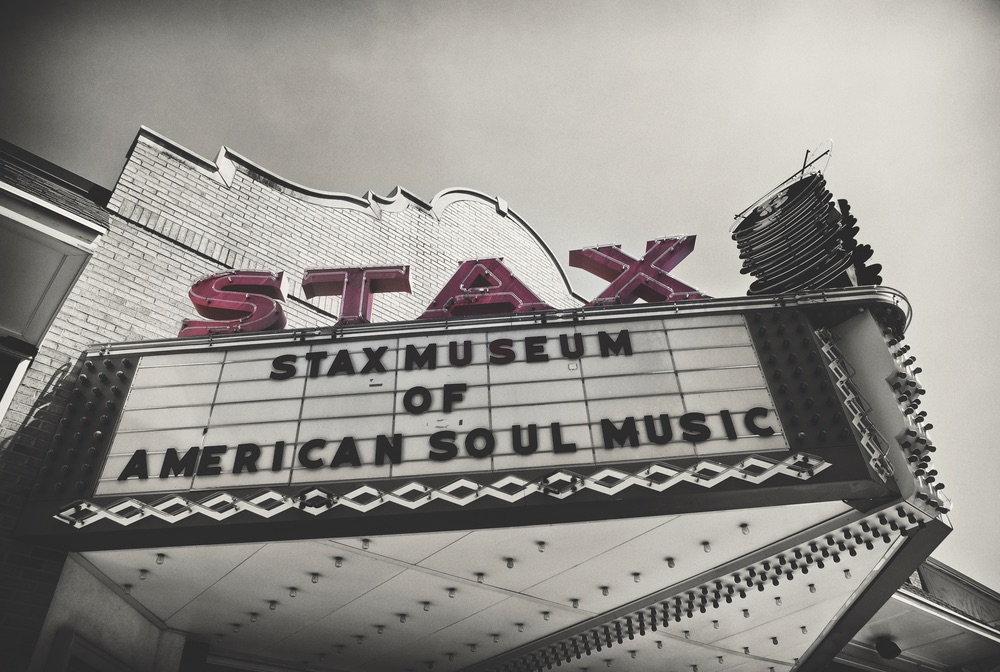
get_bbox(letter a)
[419,258,552,319]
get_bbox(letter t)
[302,266,411,325]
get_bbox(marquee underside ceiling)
[80,499,909,672]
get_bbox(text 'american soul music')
[116,329,778,482]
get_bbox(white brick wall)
[107,134,580,324]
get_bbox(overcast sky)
[2,1,999,591]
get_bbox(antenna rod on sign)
[801,138,833,176]
[731,139,834,230]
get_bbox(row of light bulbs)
[243,528,757,664]
[115,518,902,671]
[195,537,547,653]
[881,327,950,517]
[124,523,782,665]
[500,512,912,672]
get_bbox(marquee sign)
[19,294,906,551]
[103,314,783,496]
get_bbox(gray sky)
[3,0,999,591]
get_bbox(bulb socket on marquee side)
[29,355,135,501]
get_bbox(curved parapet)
[108,128,582,324]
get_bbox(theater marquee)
[19,295,903,551]
[106,314,785,494]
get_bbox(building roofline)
[119,126,587,304]
[0,137,111,206]
[922,556,1000,606]
[0,180,108,240]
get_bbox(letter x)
[569,236,709,307]
[302,266,411,325]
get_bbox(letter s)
[179,270,287,337]
[428,431,458,462]
[269,354,297,380]
[680,412,711,443]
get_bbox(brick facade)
[108,129,580,323]
[0,128,579,669]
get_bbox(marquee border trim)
[55,452,830,528]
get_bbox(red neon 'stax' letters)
[178,236,706,336]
